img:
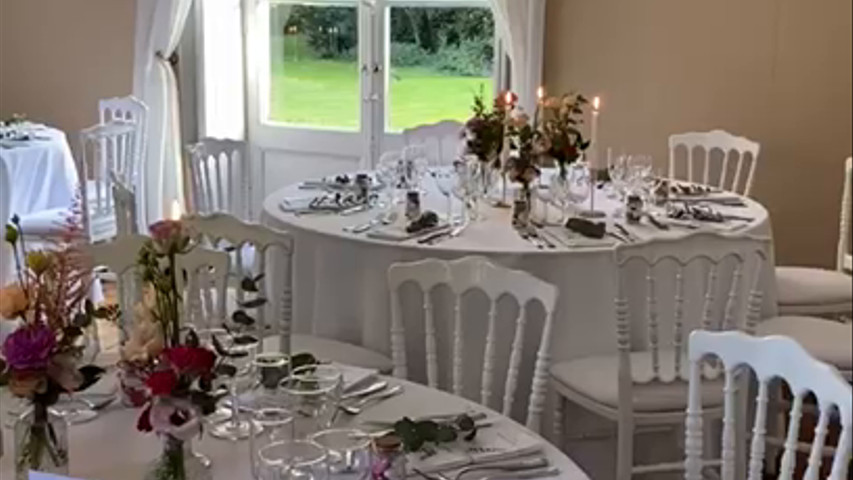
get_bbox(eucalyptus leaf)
[72,312,92,328]
[76,365,106,392]
[232,334,259,346]
[240,277,259,293]
[253,273,265,283]
[231,310,255,326]
[239,298,267,309]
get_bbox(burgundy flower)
[3,323,55,370]
[165,346,215,376]
[148,220,187,254]
[137,404,153,432]
[146,369,178,396]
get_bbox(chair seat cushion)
[550,351,723,413]
[292,334,393,374]
[756,316,852,370]
[775,266,852,314]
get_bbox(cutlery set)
[414,455,560,480]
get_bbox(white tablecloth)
[0,126,78,217]
[0,377,590,480]
[261,173,777,417]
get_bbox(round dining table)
[0,376,591,480]
[261,171,778,369]
[0,125,78,218]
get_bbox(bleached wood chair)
[81,234,148,342]
[685,330,852,480]
[176,246,231,333]
[774,157,852,318]
[668,129,761,197]
[387,256,558,433]
[549,232,771,480]
[403,120,464,167]
[109,171,138,237]
[184,213,393,371]
[185,138,250,220]
[99,95,148,228]
[0,158,12,287]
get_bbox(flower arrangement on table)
[1,212,112,478]
[537,93,591,178]
[462,87,510,170]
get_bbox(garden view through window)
[268,3,495,132]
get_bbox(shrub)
[432,39,492,77]
[390,42,433,67]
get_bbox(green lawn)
[269,58,491,131]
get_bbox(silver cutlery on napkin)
[420,223,468,245]
[450,457,550,480]
[339,385,403,415]
[340,381,388,400]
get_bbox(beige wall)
[0,0,136,147]
[545,0,853,267]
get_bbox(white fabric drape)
[133,0,193,223]
[490,0,545,113]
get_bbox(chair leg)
[616,414,634,480]
[553,393,564,450]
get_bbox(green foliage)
[432,39,492,77]
[393,414,478,453]
[391,42,433,68]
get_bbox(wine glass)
[309,429,371,475]
[377,151,402,210]
[608,154,629,200]
[280,365,343,439]
[431,168,456,224]
[566,162,591,211]
[258,440,329,480]
[549,171,572,223]
[402,145,428,192]
[211,336,260,441]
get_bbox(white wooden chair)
[685,330,852,480]
[549,232,771,480]
[0,158,12,287]
[183,213,393,372]
[99,95,148,228]
[109,171,138,237]
[175,246,231,333]
[387,256,558,433]
[668,129,761,197]
[82,234,148,342]
[403,120,464,167]
[185,138,251,220]
[774,157,852,318]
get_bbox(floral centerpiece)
[1,213,110,479]
[538,93,590,178]
[462,87,509,170]
[129,219,226,480]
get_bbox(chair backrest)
[174,245,230,333]
[0,159,12,286]
[99,96,148,197]
[613,232,770,390]
[838,157,852,273]
[668,130,761,196]
[403,120,464,167]
[78,122,136,240]
[81,234,149,341]
[387,256,558,432]
[183,213,294,355]
[185,138,250,219]
[109,171,138,237]
[685,331,852,480]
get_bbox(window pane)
[388,6,494,132]
[268,4,359,129]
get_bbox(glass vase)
[13,402,69,480]
[143,435,211,480]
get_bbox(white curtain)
[133,0,193,223]
[490,0,546,114]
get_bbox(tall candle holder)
[579,160,606,219]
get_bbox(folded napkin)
[30,474,88,480]
[405,417,544,475]
[367,224,450,242]
[334,363,379,392]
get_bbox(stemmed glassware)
[210,335,260,441]
[309,429,371,476]
[608,154,629,200]
[565,162,591,211]
[431,168,457,224]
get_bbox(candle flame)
[505,91,513,105]
[537,86,545,100]
[170,199,182,220]
[593,96,601,111]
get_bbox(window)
[386,6,494,131]
[260,0,494,133]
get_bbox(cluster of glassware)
[191,329,379,479]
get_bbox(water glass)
[258,440,329,480]
[608,155,629,200]
[280,365,343,439]
[566,162,591,210]
[250,408,295,479]
[431,169,456,223]
[309,429,371,476]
